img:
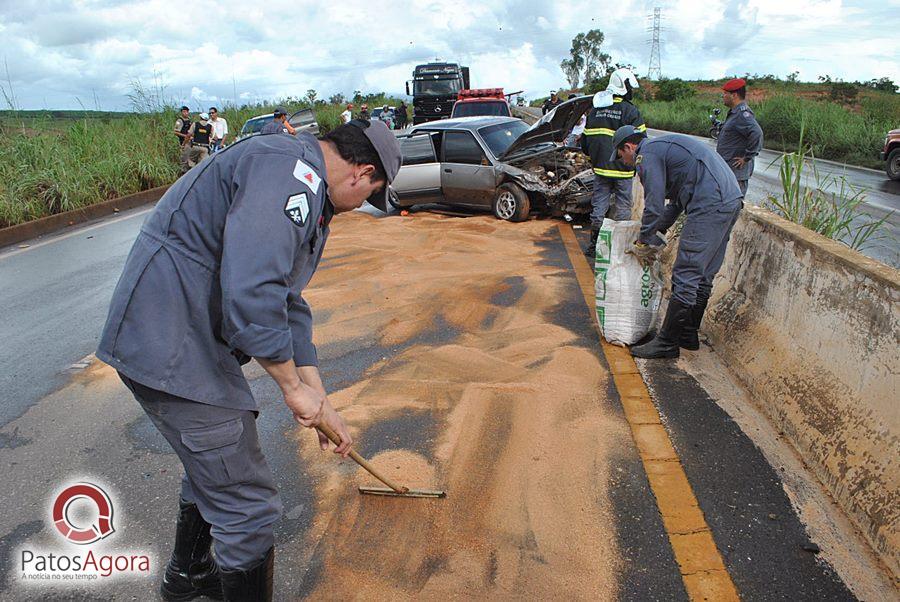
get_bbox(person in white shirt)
[208,107,228,152]
[340,103,354,124]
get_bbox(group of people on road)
[341,101,409,129]
[173,106,229,172]
[563,67,763,360]
[122,67,765,601]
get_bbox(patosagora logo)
[52,483,115,544]
[17,481,151,586]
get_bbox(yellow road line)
[558,224,740,602]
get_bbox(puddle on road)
[291,212,626,599]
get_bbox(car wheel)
[887,148,900,181]
[388,194,403,211]
[493,183,530,222]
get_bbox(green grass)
[765,127,893,251]
[635,91,898,170]
[0,97,404,228]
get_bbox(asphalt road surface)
[1,204,877,600]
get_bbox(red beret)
[723,78,746,92]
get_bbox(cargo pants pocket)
[180,416,254,486]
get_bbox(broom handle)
[316,422,409,494]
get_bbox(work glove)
[626,241,659,267]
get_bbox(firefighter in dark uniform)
[541,91,562,115]
[97,120,402,600]
[174,106,193,173]
[609,125,743,359]
[580,68,646,255]
[186,112,214,168]
[716,78,763,196]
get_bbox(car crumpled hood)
[499,95,594,160]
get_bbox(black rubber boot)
[221,547,274,602]
[584,227,600,257]
[680,291,710,350]
[160,499,223,601]
[631,298,691,359]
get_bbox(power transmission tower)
[647,7,663,80]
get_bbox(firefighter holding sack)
[610,125,743,360]
[581,68,646,256]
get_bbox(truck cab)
[451,89,512,119]
[407,61,470,125]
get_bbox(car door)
[391,132,444,207]
[288,109,320,136]
[440,130,495,207]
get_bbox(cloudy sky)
[2,0,898,111]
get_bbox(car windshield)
[453,101,509,118]
[413,78,462,96]
[241,116,274,135]
[478,121,531,158]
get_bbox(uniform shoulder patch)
[635,154,643,165]
[284,192,310,227]
[293,159,322,194]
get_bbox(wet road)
[646,128,899,268]
[0,207,883,599]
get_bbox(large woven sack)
[593,219,663,345]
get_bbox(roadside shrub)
[829,81,858,104]
[654,78,696,102]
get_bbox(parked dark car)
[391,96,594,221]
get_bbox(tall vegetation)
[636,87,899,169]
[766,128,892,251]
[0,93,405,228]
[560,30,612,90]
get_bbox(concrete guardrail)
[705,205,899,577]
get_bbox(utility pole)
[647,7,663,80]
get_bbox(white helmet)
[607,68,639,96]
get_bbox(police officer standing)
[173,106,193,173]
[186,112,214,168]
[609,125,743,359]
[580,68,646,255]
[716,78,763,196]
[541,91,562,115]
[260,107,296,135]
[97,120,402,600]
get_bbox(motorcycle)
[708,108,723,140]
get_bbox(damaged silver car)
[390,96,594,221]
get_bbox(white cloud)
[0,0,896,110]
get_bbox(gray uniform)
[97,132,331,569]
[715,101,763,195]
[636,134,743,306]
[260,119,291,135]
